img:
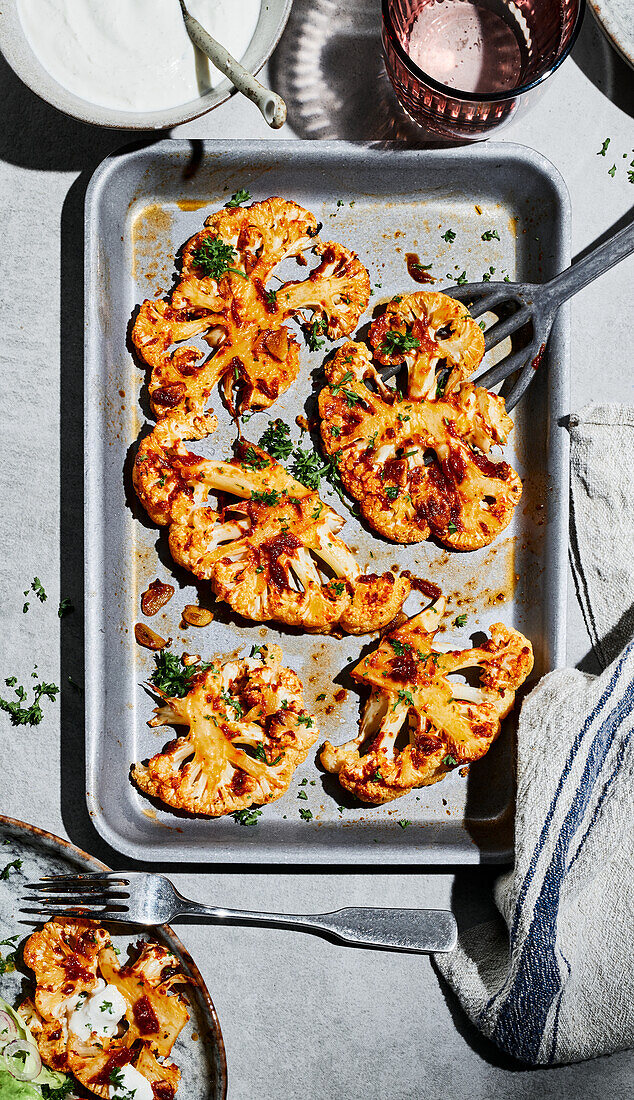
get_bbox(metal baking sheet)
[84,139,570,864]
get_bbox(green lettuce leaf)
[0,997,73,1095]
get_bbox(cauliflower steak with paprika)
[132,644,319,817]
[20,918,189,1100]
[132,197,370,419]
[318,291,522,549]
[320,599,533,804]
[134,427,409,635]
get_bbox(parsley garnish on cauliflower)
[131,196,370,420]
[320,598,533,804]
[132,645,319,817]
[317,291,522,549]
[133,429,409,635]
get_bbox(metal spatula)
[443,218,634,410]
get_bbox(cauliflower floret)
[132,198,368,420]
[134,432,410,635]
[368,291,485,399]
[21,920,189,1100]
[280,241,371,340]
[131,645,319,817]
[320,600,533,803]
[318,339,520,549]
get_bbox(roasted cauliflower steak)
[134,426,409,635]
[318,296,522,549]
[132,197,370,419]
[320,599,533,804]
[20,918,189,1100]
[132,644,319,817]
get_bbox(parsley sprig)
[0,675,59,726]
[380,331,421,357]
[192,237,247,280]
[150,651,214,698]
[225,188,251,208]
[258,419,294,461]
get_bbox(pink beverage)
[405,0,526,95]
[382,0,584,139]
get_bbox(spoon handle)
[179,0,287,129]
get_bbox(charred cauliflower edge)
[320,597,533,804]
[318,290,522,550]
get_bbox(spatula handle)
[543,218,634,310]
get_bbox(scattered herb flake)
[481,229,500,241]
[455,271,467,285]
[443,754,457,766]
[441,229,456,243]
[597,138,611,156]
[380,331,421,357]
[608,164,617,178]
[232,807,262,826]
[0,859,23,880]
[397,820,410,829]
[299,807,313,821]
[58,597,74,617]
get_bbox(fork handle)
[543,218,634,310]
[173,901,457,954]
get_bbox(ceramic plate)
[0,815,227,1099]
[589,0,634,69]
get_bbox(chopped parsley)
[454,614,467,628]
[305,317,327,352]
[297,790,308,800]
[393,689,415,711]
[455,271,467,286]
[478,320,486,330]
[441,229,456,243]
[380,331,421,357]
[330,581,345,596]
[597,138,611,156]
[385,486,400,500]
[31,577,47,602]
[258,419,293,460]
[443,754,457,766]
[264,288,278,308]
[397,820,411,829]
[192,236,247,280]
[225,188,251,207]
[241,446,270,470]
[481,229,500,241]
[252,743,284,766]
[290,448,328,491]
[0,675,59,726]
[316,692,326,701]
[221,689,244,718]
[58,597,74,617]
[299,807,313,821]
[0,859,23,880]
[251,488,282,506]
[150,651,213,698]
[232,807,262,826]
[608,164,617,178]
[100,1001,114,1013]
[389,638,411,656]
[447,521,458,534]
[296,714,314,727]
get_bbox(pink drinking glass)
[382,0,585,140]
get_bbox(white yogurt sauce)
[17,0,262,112]
[68,978,128,1040]
[108,1062,154,1100]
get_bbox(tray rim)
[84,138,571,866]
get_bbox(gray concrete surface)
[1,1,633,1096]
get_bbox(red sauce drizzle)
[405,253,435,284]
[90,1047,133,1086]
[133,993,160,1035]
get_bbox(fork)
[23,872,457,954]
[409,219,634,411]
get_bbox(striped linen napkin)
[434,405,634,1065]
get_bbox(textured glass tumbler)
[382,0,585,139]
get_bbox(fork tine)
[483,304,532,352]
[24,873,130,888]
[20,907,130,923]
[22,893,128,907]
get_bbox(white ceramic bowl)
[0,0,292,129]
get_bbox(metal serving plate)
[85,140,570,864]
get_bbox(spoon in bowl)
[178,0,287,128]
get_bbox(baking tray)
[84,139,570,864]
